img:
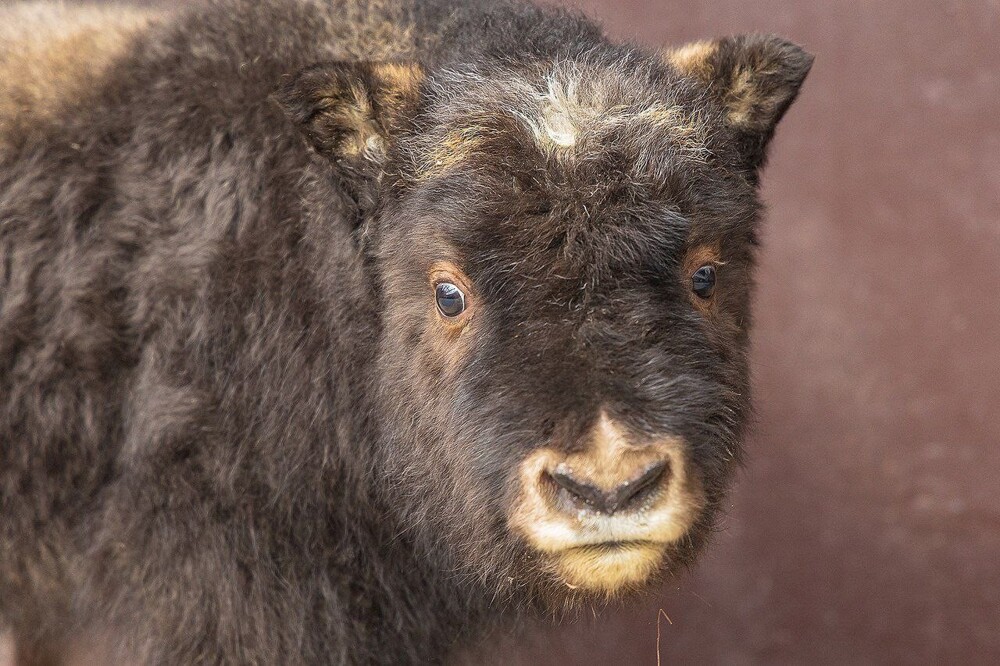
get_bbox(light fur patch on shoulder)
[0,3,164,141]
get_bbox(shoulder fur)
[0,3,164,144]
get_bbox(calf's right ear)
[274,61,424,196]
[666,35,813,170]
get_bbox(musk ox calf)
[0,0,811,662]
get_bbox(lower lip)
[570,540,659,551]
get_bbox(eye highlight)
[691,265,717,299]
[435,282,466,318]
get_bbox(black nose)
[548,461,668,515]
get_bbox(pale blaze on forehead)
[521,70,707,156]
[411,61,709,181]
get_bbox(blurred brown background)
[481,0,1000,663]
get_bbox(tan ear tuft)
[667,35,812,130]
[666,34,813,167]
[370,63,424,102]
[665,40,718,82]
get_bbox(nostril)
[548,469,607,511]
[547,460,669,515]
[605,460,668,514]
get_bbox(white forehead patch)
[409,63,709,180]
[515,67,708,160]
[517,72,595,151]
[536,75,587,148]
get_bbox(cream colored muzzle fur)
[508,413,704,593]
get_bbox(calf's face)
[278,36,811,602]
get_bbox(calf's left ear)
[274,61,424,198]
[666,35,813,169]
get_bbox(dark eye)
[691,265,716,299]
[435,282,466,317]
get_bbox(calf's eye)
[435,282,466,317]
[691,265,716,299]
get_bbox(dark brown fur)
[0,0,811,662]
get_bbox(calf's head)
[278,35,811,602]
